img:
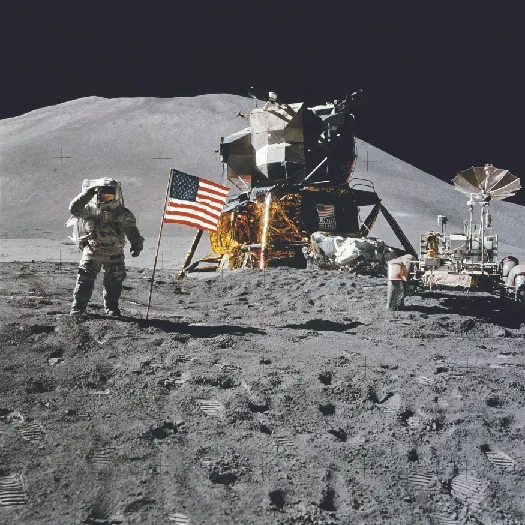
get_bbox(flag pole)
[146,170,173,321]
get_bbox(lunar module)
[386,164,524,310]
[180,90,417,277]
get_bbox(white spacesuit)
[68,178,144,317]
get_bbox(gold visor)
[100,193,116,202]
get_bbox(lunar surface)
[1,94,524,523]
[1,261,524,524]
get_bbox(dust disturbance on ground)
[0,261,524,524]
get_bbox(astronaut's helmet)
[82,178,123,208]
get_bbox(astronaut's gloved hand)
[130,244,142,257]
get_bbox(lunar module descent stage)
[386,164,525,310]
[179,90,417,277]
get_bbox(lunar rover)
[386,164,524,310]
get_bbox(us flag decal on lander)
[316,203,337,231]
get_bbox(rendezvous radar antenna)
[452,164,521,274]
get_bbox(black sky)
[2,1,525,204]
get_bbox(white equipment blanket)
[308,233,397,268]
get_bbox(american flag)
[163,170,229,231]
[316,204,335,218]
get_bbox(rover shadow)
[407,292,523,328]
[439,295,523,329]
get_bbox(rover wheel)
[386,280,405,310]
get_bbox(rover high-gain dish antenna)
[452,164,521,274]
[452,164,521,201]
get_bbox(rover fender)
[506,264,525,288]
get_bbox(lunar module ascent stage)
[180,91,416,276]
[387,164,525,310]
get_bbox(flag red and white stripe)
[163,170,229,231]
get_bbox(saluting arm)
[69,187,97,217]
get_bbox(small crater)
[209,466,238,486]
[248,401,270,413]
[486,396,505,408]
[318,372,332,386]
[123,497,157,513]
[48,349,64,365]
[367,389,379,404]
[408,448,419,462]
[269,489,285,510]
[30,325,55,335]
[319,403,336,416]
[218,377,237,389]
[428,418,443,432]
[319,487,336,511]
[146,420,180,440]
[497,415,514,428]
[216,335,235,349]
[26,378,53,394]
[460,319,476,332]
[260,424,273,435]
[193,374,238,389]
[399,409,415,426]
[328,429,347,442]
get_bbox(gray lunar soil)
[1,261,525,525]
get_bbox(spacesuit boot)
[71,275,96,315]
[103,273,124,317]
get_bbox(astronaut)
[68,179,144,317]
